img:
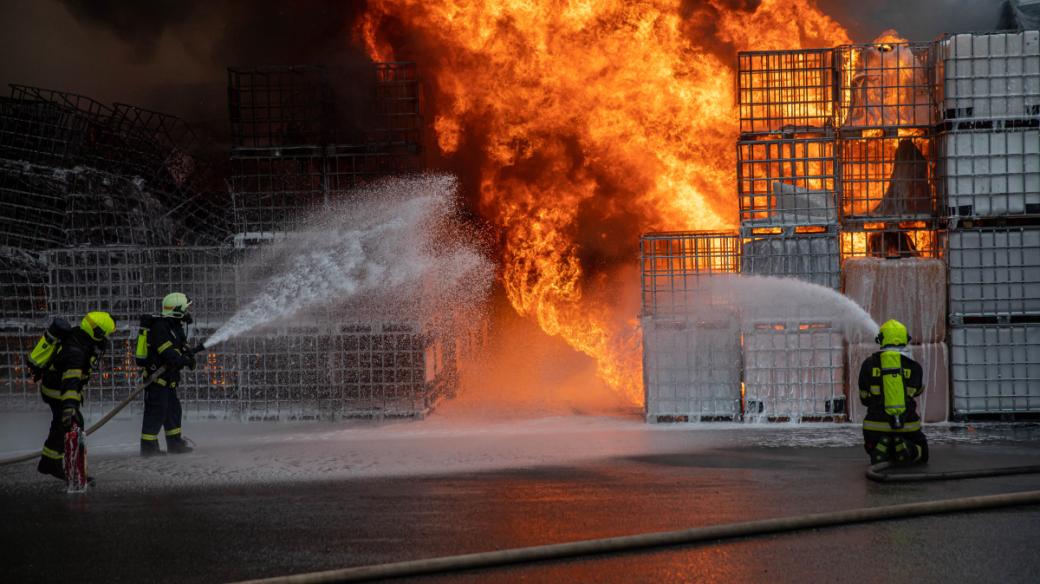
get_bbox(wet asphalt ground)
[2,425,1040,584]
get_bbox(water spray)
[0,175,493,467]
[203,174,491,350]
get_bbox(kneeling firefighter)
[137,292,199,456]
[858,319,929,465]
[28,311,116,480]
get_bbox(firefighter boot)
[37,456,65,481]
[140,439,163,457]
[166,436,194,455]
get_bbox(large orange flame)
[358,1,851,405]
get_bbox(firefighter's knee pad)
[891,437,913,464]
[869,436,892,464]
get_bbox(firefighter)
[35,311,116,480]
[140,292,197,457]
[858,319,929,465]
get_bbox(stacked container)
[835,41,951,423]
[939,31,1040,418]
[735,50,845,420]
[639,232,742,422]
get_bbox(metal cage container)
[742,320,845,421]
[639,231,740,318]
[949,226,1040,317]
[737,132,839,227]
[642,317,742,422]
[840,221,946,260]
[938,31,1040,123]
[951,323,1040,416]
[840,129,937,221]
[938,128,1040,218]
[737,48,836,135]
[837,41,936,129]
[740,225,841,290]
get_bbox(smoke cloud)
[0,0,372,146]
[815,0,1005,43]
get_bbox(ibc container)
[740,226,840,290]
[642,317,742,422]
[639,231,740,318]
[837,42,935,129]
[737,132,839,227]
[948,227,1040,316]
[939,129,1040,218]
[950,323,1040,415]
[938,31,1040,122]
[742,320,844,420]
[843,257,948,344]
[737,49,836,135]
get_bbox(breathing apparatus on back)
[876,319,911,429]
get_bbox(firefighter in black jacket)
[140,292,197,456]
[33,311,116,480]
[858,319,929,465]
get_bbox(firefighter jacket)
[40,329,98,410]
[858,349,924,434]
[146,317,193,388]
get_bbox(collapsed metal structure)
[1,63,475,420]
[643,30,1040,422]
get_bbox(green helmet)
[162,292,193,318]
[876,319,910,348]
[81,311,116,341]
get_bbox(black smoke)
[815,0,1006,43]
[1,1,372,151]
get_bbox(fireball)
[357,1,851,405]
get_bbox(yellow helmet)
[876,319,909,347]
[81,311,116,341]
[162,292,192,318]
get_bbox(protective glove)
[183,352,197,370]
[61,407,77,430]
[27,363,42,382]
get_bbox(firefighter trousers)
[38,396,83,474]
[863,428,929,465]
[141,385,183,443]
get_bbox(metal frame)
[840,129,937,221]
[0,85,232,250]
[0,245,466,420]
[938,31,1040,123]
[950,323,1040,415]
[742,320,845,421]
[939,128,1040,218]
[740,225,841,290]
[639,231,740,318]
[948,226,1040,317]
[230,147,422,235]
[642,317,742,422]
[840,220,946,260]
[737,131,839,226]
[228,66,332,148]
[228,63,421,149]
[837,42,936,129]
[737,49,836,135]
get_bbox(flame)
[358,1,851,405]
[839,31,931,128]
[841,224,940,260]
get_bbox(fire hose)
[232,488,1040,584]
[867,461,1040,482]
[0,365,167,467]
[229,460,1040,584]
